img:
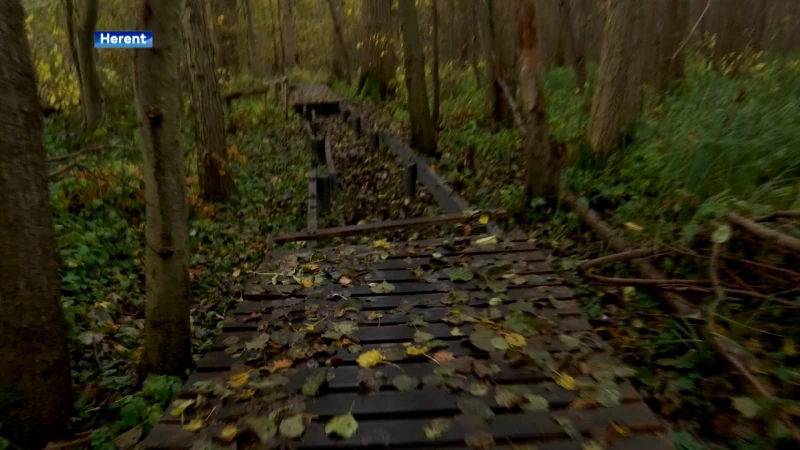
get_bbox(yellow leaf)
[621,286,636,302]
[217,14,226,25]
[170,399,194,416]
[240,389,255,400]
[300,278,313,288]
[373,238,391,250]
[502,332,526,348]
[219,425,238,443]
[270,359,293,372]
[356,349,385,368]
[555,373,577,391]
[783,338,797,356]
[478,214,489,225]
[475,235,497,245]
[406,346,428,356]
[623,222,643,232]
[304,263,319,271]
[183,419,205,432]
[611,421,630,437]
[227,372,249,388]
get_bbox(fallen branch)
[566,190,800,445]
[224,77,289,105]
[579,248,668,271]
[563,192,698,316]
[725,211,800,253]
[272,210,507,244]
[44,435,92,450]
[583,272,711,287]
[47,145,135,163]
[48,163,83,181]
[754,210,800,222]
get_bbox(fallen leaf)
[450,327,464,336]
[217,425,239,443]
[414,330,435,343]
[406,345,428,356]
[373,238,392,249]
[467,383,490,397]
[366,311,384,320]
[623,222,643,232]
[325,413,359,439]
[114,424,143,450]
[732,396,760,419]
[357,349,385,368]
[457,396,495,421]
[521,394,549,412]
[170,399,194,416]
[555,373,577,391]
[494,388,524,408]
[392,374,420,391]
[502,332,526,348]
[227,372,249,388]
[369,281,395,294]
[424,418,452,441]
[279,414,305,439]
[245,333,271,350]
[464,430,495,449]
[432,350,455,362]
[302,369,328,397]
[449,267,474,282]
[479,214,490,225]
[245,416,277,443]
[339,276,352,285]
[183,419,204,433]
[270,359,293,372]
[299,278,313,288]
[223,336,240,347]
[475,235,497,245]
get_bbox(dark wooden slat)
[223,307,587,331]
[234,286,577,315]
[273,210,506,244]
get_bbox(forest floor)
[15,56,798,450]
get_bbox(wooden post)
[312,138,325,164]
[324,138,337,193]
[369,132,380,151]
[341,108,351,122]
[351,115,362,134]
[310,120,320,134]
[317,174,331,215]
[404,161,417,198]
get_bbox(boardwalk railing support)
[312,138,325,164]
[307,170,319,248]
[369,132,380,151]
[317,174,331,215]
[324,138,338,193]
[404,161,417,198]
[350,115,361,134]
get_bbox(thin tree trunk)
[432,0,441,127]
[281,0,297,69]
[76,0,103,129]
[469,0,482,86]
[655,0,689,92]
[558,0,586,91]
[588,0,639,155]
[63,0,82,93]
[212,0,240,70]
[398,0,437,156]
[327,0,350,79]
[360,0,397,99]
[0,1,73,446]
[477,0,512,125]
[621,0,643,126]
[241,0,259,74]
[183,0,236,202]
[135,0,192,375]
[270,0,282,72]
[517,0,559,201]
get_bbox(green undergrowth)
[335,53,800,449]
[21,88,309,449]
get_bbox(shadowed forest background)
[1,0,800,449]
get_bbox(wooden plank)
[272,210,507,244]
[307,170,319,249]
[324,138,337,193]
[380,131,470,214]
[222,308,590,331]
[235,286,577,315]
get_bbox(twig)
[583,272,711,287]
[754,210,800,222]
[44,435,92,450]
[665,285,800,308]
[579,248,670,272]
[48,163,82,181]
[725,211,800,253]
[672,0,712,61]
[47,145,133,163]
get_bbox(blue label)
[94,31,152,48]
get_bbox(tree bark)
[269,0,282,72]
[477,0,513,125]
[76,0,103,129]
[431,0,441,127]
[517,0,559,200]
[588,0,639,155]
[0,1,73,446]
[241,0,259,74]
[212,0,240,70]
[135,0,192,375]
[64,0,82,93]
[280,0,297,69]
[183,0,235,202]
[398,0,437,156]
[327,0,350,80]
[360,0,397,99]
[557,0,586,91]
[655,0,689,92]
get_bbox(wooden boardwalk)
[140,234,673,450]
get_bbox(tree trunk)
[398,0,437,156]
[557,0,586,91]
[517,0,559,200]
[0,1,73,446]
[64,0,82,93]
[432,0,441,127]
[135,0,192,375]
[183,0,235,202]
[327,0,350,80]
[269,0,282,72]
[477,0,512,125]
[359,0,397,99]
[588,0,639,155]
[76,0,103,129]
[241,0,259,74]
[655,0,689,92]
[280,0,297,69]
[212,0,240,70]
[621,0,643,126]
[469,0,482,86]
